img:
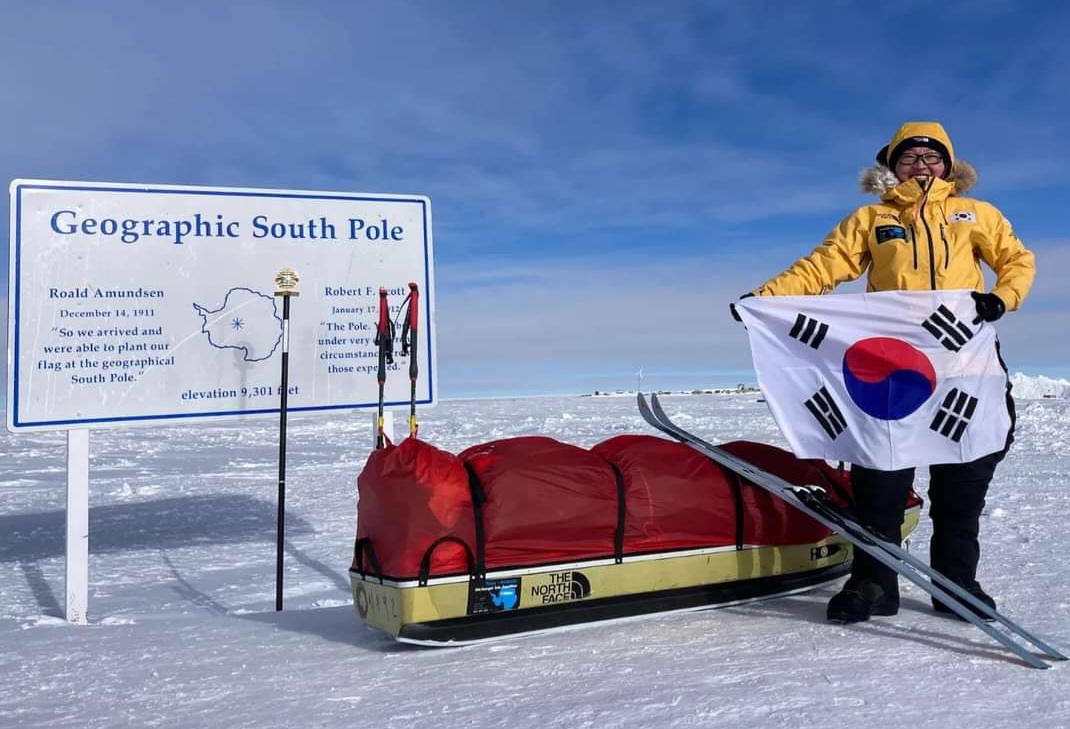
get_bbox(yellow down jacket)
[753,164,1036,310]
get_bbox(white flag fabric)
[736,290,1012,470]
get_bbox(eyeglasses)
[897,152,944,166]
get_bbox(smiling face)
[894,145,947,182]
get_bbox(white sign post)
[65,428,89,625]
[7,179,437,622]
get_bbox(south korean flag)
[736,290,1012,470]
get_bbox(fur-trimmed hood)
[859,159,978,197]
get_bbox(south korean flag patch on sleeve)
[950,211,976,223]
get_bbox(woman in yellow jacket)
[738,122,1036,624]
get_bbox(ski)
[638,392,1067,669]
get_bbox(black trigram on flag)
[804,386,847,439]
[922,305,974,352]
[789,313,829,349]
[929,388,978,443]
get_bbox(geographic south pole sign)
[7,180,437,431]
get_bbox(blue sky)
[3,1,1069,398]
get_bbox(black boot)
[827,580,899,623]
[829,466,913,624]
[933,581,996,622]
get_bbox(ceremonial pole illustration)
[274,267,299,611]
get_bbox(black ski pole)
[373,287,394,449]
[400,282,420,438]
[273,267,299,612]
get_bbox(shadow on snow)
[237,605,413,653]
[0,494,315,563]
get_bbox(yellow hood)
[876,121,956,175]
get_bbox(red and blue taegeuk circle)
[841,337,937,420]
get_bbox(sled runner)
[350,433,921,645]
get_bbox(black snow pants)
[847,450,1006,603]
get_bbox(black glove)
[971,291,1005,324]
[729,293,755,323]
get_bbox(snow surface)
[2,381,1069,728]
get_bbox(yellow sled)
[351,507,920,645]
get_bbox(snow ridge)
[1010,372,1070,400]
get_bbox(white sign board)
[7,180,437,431]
